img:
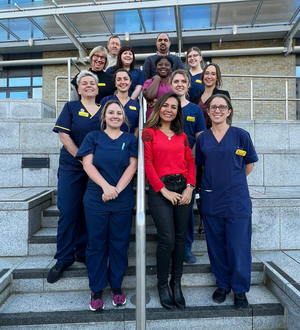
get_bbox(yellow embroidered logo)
[129,106,137,110]
[187,116,195,122]
[235,149,246,156]
[195,79,202,83]
[98,83,106,86]
[79,111,89,117]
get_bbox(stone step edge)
[28,233,205,244]
[0,303,284,327]
[12,262,264,280]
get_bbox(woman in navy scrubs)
[77,100,138,312]
[48,70,101,284]
[170,69,206,264]
[106,45,144,100]
[100,69,139,136]
[196,94,258,309]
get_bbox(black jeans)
[148,176,191,282]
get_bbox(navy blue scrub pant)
[84,206,133,293]
[203,215,252,293]
[55,169,88,265]
[185,190,195,253]
[148,179,191,282]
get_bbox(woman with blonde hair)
[71,46,115,103]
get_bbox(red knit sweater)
[142,128,196,192]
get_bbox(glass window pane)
[9,77,31,87]
[115,11,143,33]
[33,77,42,86]
[296,67,300,76]
[0,78,7,87]
[140,7,176,32]
[181,5,211,29]
[32,87,42,99]
[10,91,28,98]
[0,92,7,98]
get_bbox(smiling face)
[208,97,231,125]
[107,37,121,57]
[203,65,218,88]
[171,73,190,97]
[115,71,131,93]
[156,58,172,78]
[77,75,98,98]
[121,50,133,67]
[104,103,124,129]
[91,51,107,71]
[187,50,202,68]
[159,97,179,124]
[156,33,171,54]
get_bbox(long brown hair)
[144,93,184,135]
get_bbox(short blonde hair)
[89,46,108,70]
[76,70,98,86]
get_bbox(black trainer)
[234,293,249,309]
[212,287,231,303]
[47,260,75,284]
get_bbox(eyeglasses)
[93,54,106,61]
[187,54,200,59]
[209,105,228,112]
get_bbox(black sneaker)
[74,255,86,265]
[47,260,74,284]
[212,287,231,303]
[234,293,249,309]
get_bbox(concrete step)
[10,255,264,293]
[41,204,201,228]
[28,227,207,256]
[0,285,285,329]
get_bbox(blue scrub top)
[188,71,205,100]
[53,100,101,171]
[106,67,145,97]
[100,95,139,134]
[77,131,138,211]
[182,102,206,149]
[196,126,258,218]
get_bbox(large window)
[0,52,42,99]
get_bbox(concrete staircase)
[0,196,288,329]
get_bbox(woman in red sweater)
[142,92,196,310]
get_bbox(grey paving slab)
[284,250,300,264]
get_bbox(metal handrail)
[222,73,299,120]
[135,92,146,330]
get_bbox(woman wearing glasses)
[196,94,258,310]
[186,47,205,100]
[71,46,115,104]
[192,63,230,129]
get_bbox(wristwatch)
[186,184,195,190]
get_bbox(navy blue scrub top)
[182,102,206,149]
[53,100,101,171]
[100,95,139,134]
[77,131,138,211]
[106,68,145,98]
[188,71,205,101]
[196,126,258,218]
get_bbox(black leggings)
[148,178,191,282]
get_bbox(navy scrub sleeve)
[77,131,138,211]
[53,100,101,171]
[196,126,258,218]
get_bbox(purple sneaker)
[111,288,126,307]
[89,291,104,312]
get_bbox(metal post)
[250,79,254,120]
[67,58,71,102]
[285,78,289,120]
[135,91,146,330]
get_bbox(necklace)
[160,128,173,140]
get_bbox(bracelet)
[186,184,195,190]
